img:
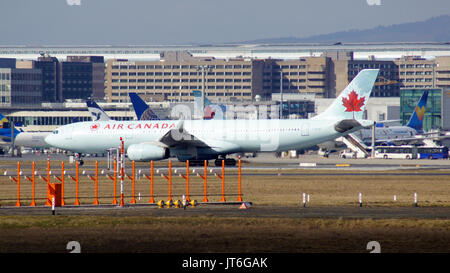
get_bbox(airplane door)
[301,123,310,136]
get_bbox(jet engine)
[127,143,169,161]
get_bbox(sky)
[0,0,449,45]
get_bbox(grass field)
[0,159,449,253]
[0,216,449,253]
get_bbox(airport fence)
[0,159,244,208]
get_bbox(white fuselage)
[355,126,417,144]
[45,119,361,159]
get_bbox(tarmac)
[1,203,449,220]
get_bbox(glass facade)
[400,89,442,132]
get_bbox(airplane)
[0,114,51,150]
[318,90,431,156]
[193,90,226,120]
[129,92,160,120]
[353,90,429,145]
[0,101,115,153]
[44,69,379,166]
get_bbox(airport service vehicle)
[339,149,367,159]
[45,69,379,165]
[374,145,418,159]
[417,146,449,159]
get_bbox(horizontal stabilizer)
[335,119,374,133]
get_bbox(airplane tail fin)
[129,92,160,120]
[193,90,225,119]
[86,100,111,121]
[312,69,379,121]
[193,90,212,107]
[406,90,428,132]
[0,114,9,129]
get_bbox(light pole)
[196,65,212,120]
[280,70,283,119]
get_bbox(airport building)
[394,56,450,90]
[2,55,105,104]
[326,51,400,97]
[0,67,42,107]
[105,52,263,103]
[105,52,333,103]
[262,57,332,98]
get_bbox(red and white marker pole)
[120,137,125,207]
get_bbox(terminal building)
[0,59,42,107]
[105,51,332,103]
[12,55,105,104]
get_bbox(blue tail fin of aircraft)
[406,90,428,132]
[129,92,160,120]
[0,113,8,129]
[86,100,111,121]
[0,114,21,142]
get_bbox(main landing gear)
[179,157,237,167]
[215,158,236,167]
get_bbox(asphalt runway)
[1,203,449,220]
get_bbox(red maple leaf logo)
[90,124,99,130]
[342,90,365,119]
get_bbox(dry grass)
[0,216,448,253]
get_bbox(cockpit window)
[53,130,59,134]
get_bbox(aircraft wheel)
[225,158,236,166]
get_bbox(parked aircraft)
[45,69,379,166]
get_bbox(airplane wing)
[157,121,209,148]
[334,119,374,133]
[156,121,239,154]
